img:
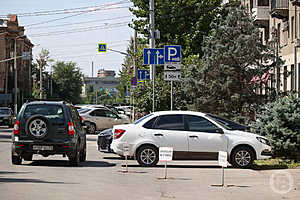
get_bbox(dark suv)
[11,100,86,166]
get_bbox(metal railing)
[271,0,289,11]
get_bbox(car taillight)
[68,122,75,135]
[79,116,83,122]
[114,129,125,139]
[13,120,20,135]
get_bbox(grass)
[252,159,300,170]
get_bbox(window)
[154,115,184,131]
[291,65,295,91]
[90,109,106,117]
[184,115,218,133]
[134,114,153,125]
[104,110,117,118]
[284,66,287,92]
[258,0,269,6]
[24,105,65,122]
[292,16,295,41]
[143,117,157,129]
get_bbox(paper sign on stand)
[159,147,173,179]
[123,143,130,172]
[218,151,228,186]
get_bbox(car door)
[184,115,227,160]
[142,114,189,159]
[89,109,109,130]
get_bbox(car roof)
[25,101,67,106]
[152,110,206,116]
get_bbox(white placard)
[164,71,181,81]
[218,151,228,167]
[123,143,130,156]
[164,63,181,71]
[159,147,173,162]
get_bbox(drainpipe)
[295,5,298,96]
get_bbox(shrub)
[251,94,300,160]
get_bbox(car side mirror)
[215,128,224,134]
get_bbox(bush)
[251,94,300,160]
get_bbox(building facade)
[242,0,300,96]
[0,15,33,108]
[82,69,119,97]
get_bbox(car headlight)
[256,137,270,146]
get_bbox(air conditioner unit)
[295,39,300,48]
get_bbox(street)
[0,127,300,200]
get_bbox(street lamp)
[14,34,26,115]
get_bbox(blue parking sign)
[164,45,181,63]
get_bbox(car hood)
[227,130,267,139]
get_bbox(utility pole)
[133,30,138,78]
[149,0,155,112]
[39,60,43,99]
[92,61,94,77]
[14,37,17,114]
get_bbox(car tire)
[79,142,86,162]
[11,150,22,165]
[136,145,159,167]
[87,123,96,134]
[25,115,50,139]
[230,146,255,168]
[69,144,80,166]
[23,153,33,161]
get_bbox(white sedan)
[111,111,272,168]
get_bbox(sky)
[0,0,135,77]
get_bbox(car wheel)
[11,150,22,165]
[87,123,96,134]
[230,146,255,168]
[69,144,80,166]
[136,145,159,167]
[23,153,33,161]
[79,142,86,162]
[25,115,49,139]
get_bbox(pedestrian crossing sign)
[98,43,107,52]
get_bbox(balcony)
[271,0,289,19]
[290,0,300,6]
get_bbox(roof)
[26,101,66,105]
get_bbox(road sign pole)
[222,167,224,186]
[170,81,173,110]
[164,161,167,179]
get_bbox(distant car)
[0,107,14,128]
[111,111,272,168]
[79,107,130,134]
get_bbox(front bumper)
[257,144,272,160]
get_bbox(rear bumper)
[13,141,75,155]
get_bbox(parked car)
[98,113,250,154]
[80,107,130,134]
[97,128,113,153]
[0,107,14,128]
[111,111,272,168]
[11,100,86,166]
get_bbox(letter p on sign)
[164,45,181,63]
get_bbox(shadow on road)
[0,177,74,184]
[124,164,233,169]
[0,171,32,175]
[27,160,116,168]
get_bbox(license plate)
[33,145,53,151]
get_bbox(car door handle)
[189,135,198,138]
[154,133,164,137]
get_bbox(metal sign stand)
[164,161,168,179]
[170,81,173,110]
[221,166,224,186]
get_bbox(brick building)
[0,14,33,109]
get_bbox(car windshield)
[0,108,9,115]
[205,114,231,130]
[133,114,153,125]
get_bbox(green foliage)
[183,5,276,121]
[251,94,300,160]
[52,61,83,104]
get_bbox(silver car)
[79,108,130,134]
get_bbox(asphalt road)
[0,127,299,200]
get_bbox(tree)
[130,0,222,56]
[52,61,83,104]
[251,94,300,160]
[183,5,277,121]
